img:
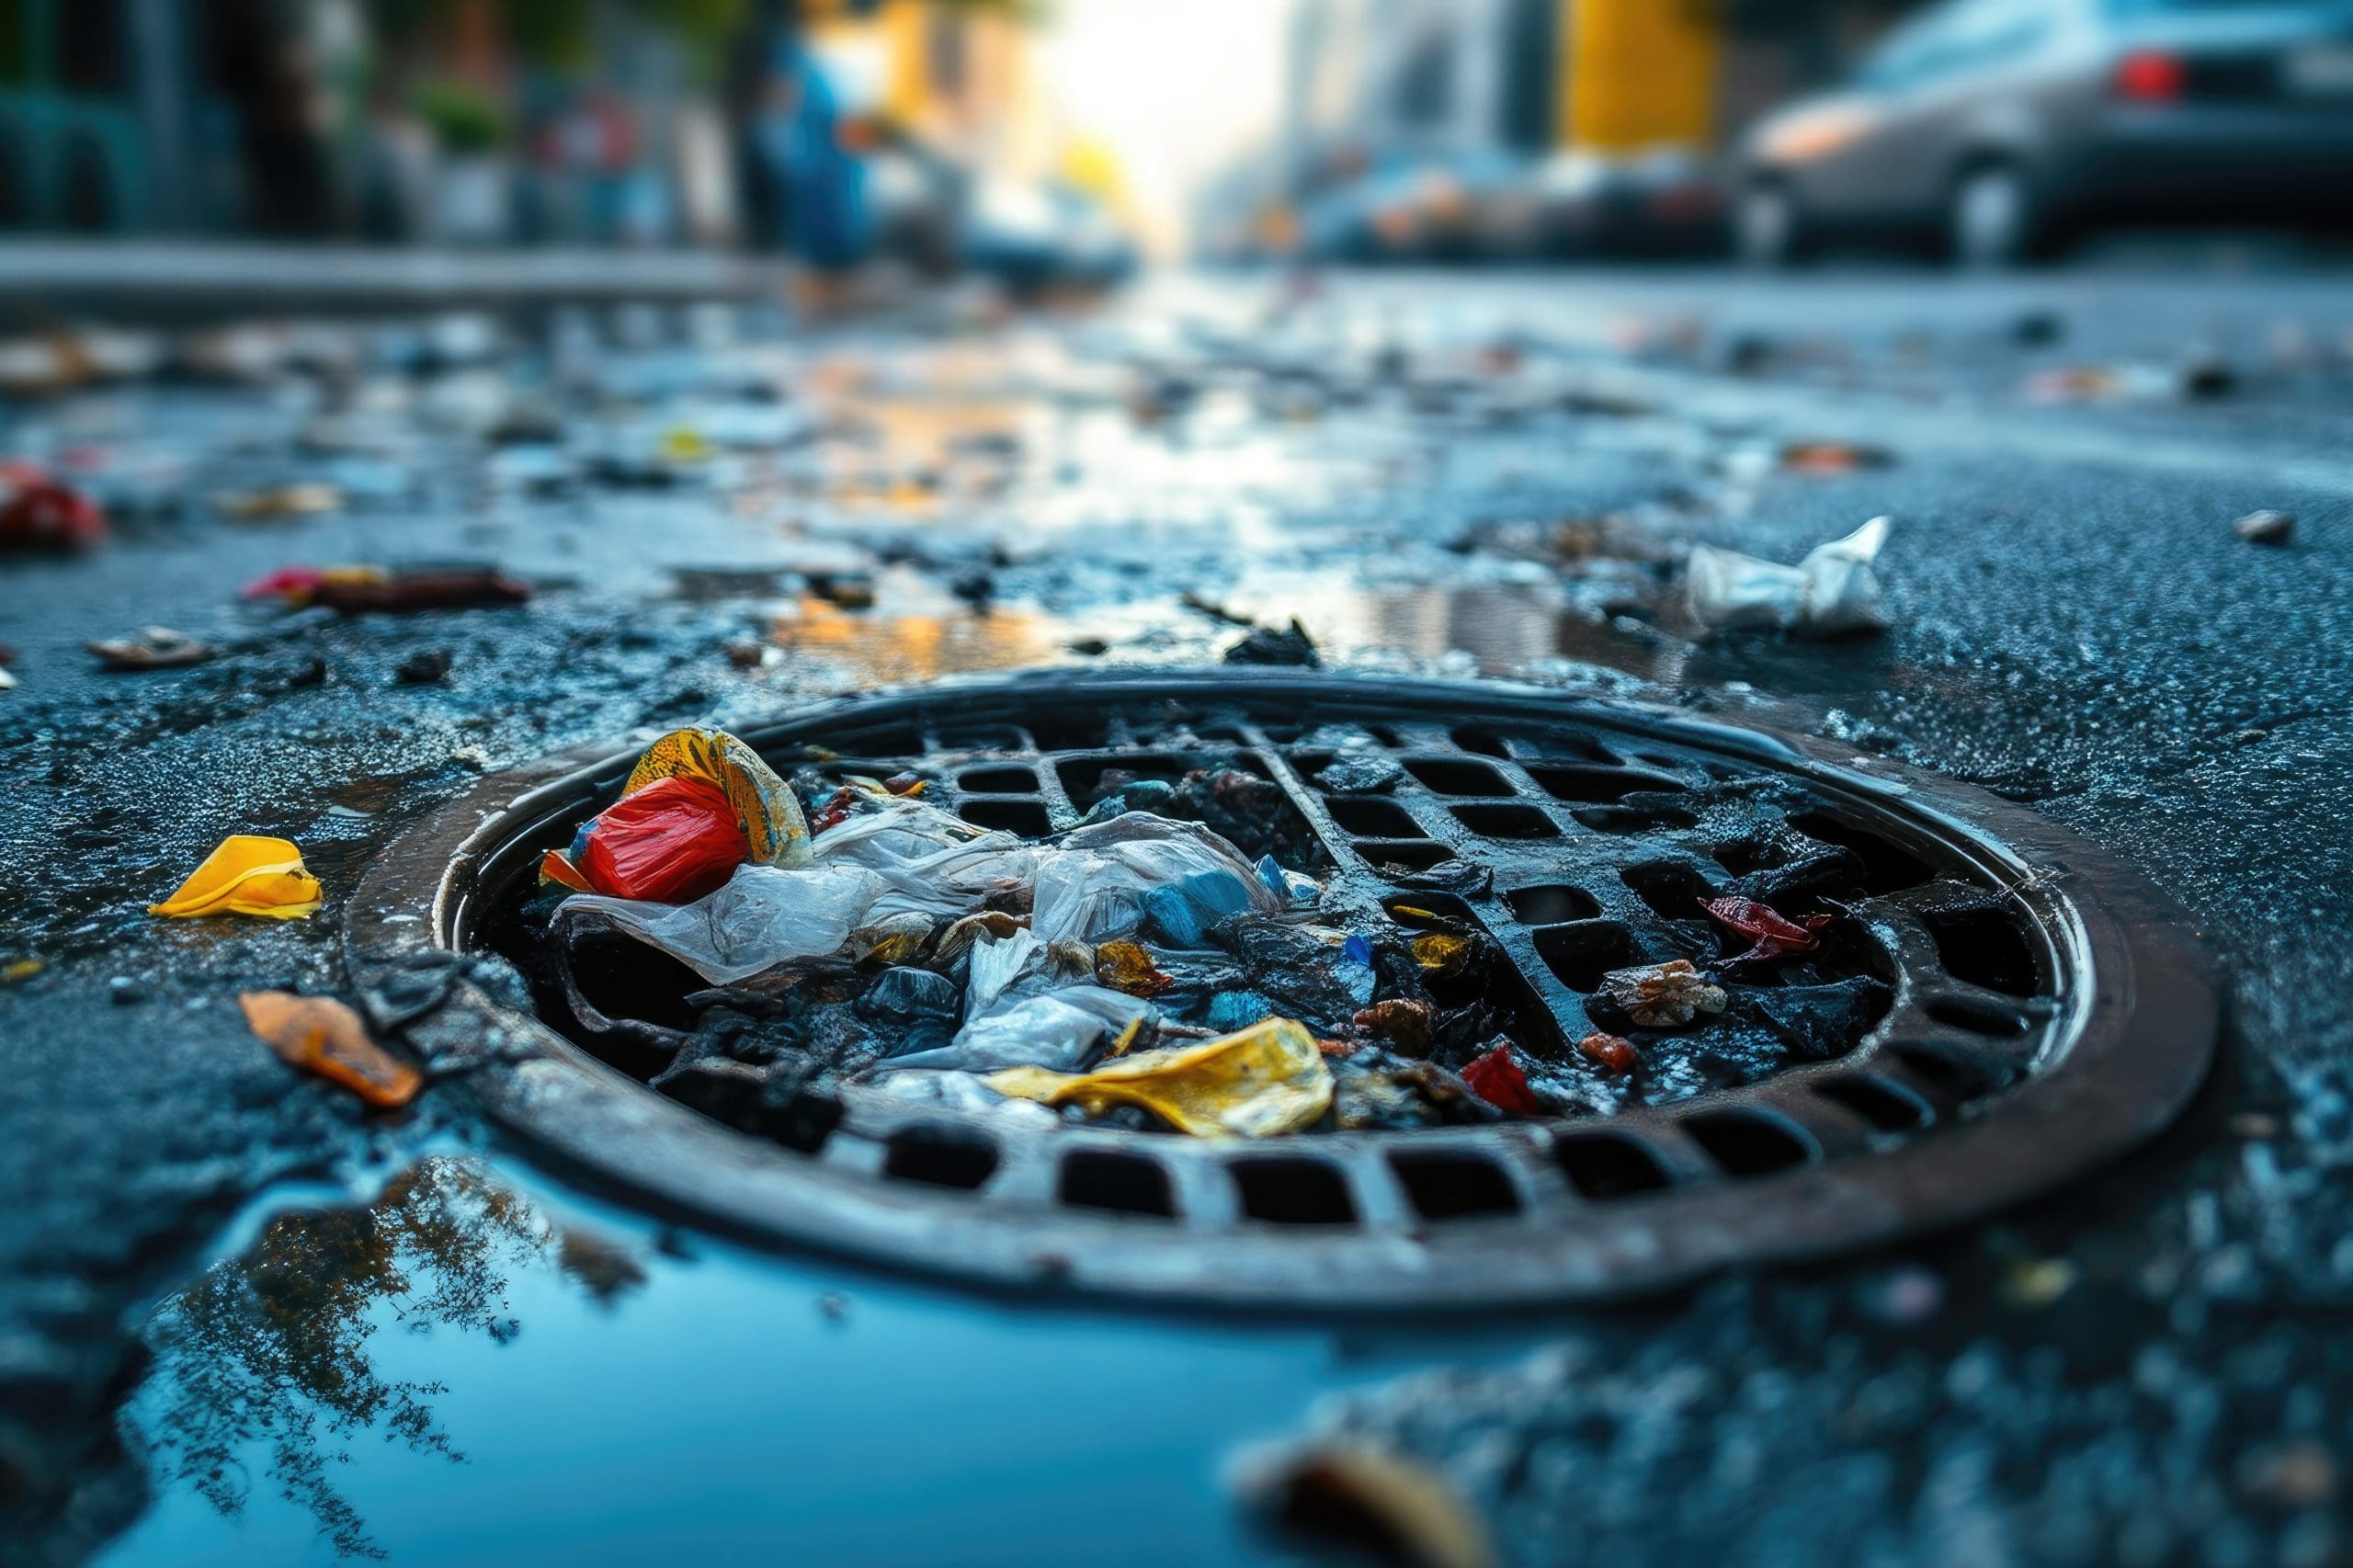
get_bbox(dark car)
[1737,0,2353,266]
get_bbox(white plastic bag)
[559,861,894,986]
[1688,516,1892,638]
[1030,814,1277,946]
[883,985,1153,1074]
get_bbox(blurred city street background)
[6,3,2353,1566]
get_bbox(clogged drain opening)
[463,687,2052,1152]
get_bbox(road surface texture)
[4,267,2352,1566]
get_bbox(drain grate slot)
[1060,1151,1176,1219]
[1389,1152,1522,1221]
[1684,1111,1815,1177]
[1233,1159,1358,1226]
[883,1127,1001,1190]
[1813,1074,1932,1133]
[1553,1133,1673,1199]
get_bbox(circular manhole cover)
[348,670,2215,1310]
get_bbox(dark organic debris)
[1223,618,1322,667]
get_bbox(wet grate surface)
[354,671,2214,1308]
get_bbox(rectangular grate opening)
[1388,1152,1521,1221]
[1532,922,1644,993]
[1553,1133,1671,1199]
[1789,810,1935,894]
[1504,885,1600,926]
[1403,758,1516,797]
[1233,1158,1358,1226]
[1920,907,2044,999]
[1059,1151,1176,1218]
[1325,797,1428,838]
[1450,802,1560,840]
[1529,766,1686,803]
[958,798,1053,836]
[959,765,1040,793]
[883,1127,1000,1190]
[1358,840,1459,872]
[1813,1074,1932,1133]
[1683,1111,1813,1177]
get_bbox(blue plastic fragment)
[1142,869,1256,947]
[1342,933,1374,968]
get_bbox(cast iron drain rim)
[347,669,2216,1311]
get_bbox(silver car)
[1737,0,2353,267]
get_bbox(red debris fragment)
[1578,1031,1639,1075]
[1702,895,1832,965]
[808,784,859,835]
[1461,1043,1545,1115]
[572,774,745,903]
[0,479,107,551]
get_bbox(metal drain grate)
[350,671,2216,1309]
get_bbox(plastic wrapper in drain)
[1030,814,1279,946]
[879,928,1155,1074]
[985,1017,1333,1138]
[556,801,1033,985]
[1687,515,1892,637]
[564,775,746,903]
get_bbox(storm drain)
[350,671,2216,1310]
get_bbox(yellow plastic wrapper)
[621,727,811,868]
[986,1017,1333,1138]
[1410,932,1470,975]
[149,835,322,920]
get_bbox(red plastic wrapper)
[1461,1043,1545,1115]
[568,774,745,903]
[0,480,107,551]
[1701,895,1832,965]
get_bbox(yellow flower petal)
[149,835,323,919]
[986,1017,1333,1138]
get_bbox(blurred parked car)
[1737,0,2353,267]
[1297,150,1540,264]
[959,176,1136,293]
[1535,148,1729,259]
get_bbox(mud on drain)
[352,671,2216,1308]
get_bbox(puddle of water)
[100,1153,1544,1568]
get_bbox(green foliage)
[411,78,510,153]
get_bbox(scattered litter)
[1245,1442,1495,1568]
[2234,510,2294,547]
[150,835,322,919]
[1577,1031,1639,1075]
[213,483,343,520]
[1780,440,1893,475]
[1687,515,1892,638]
[2003,1256,2079,1310]
[1224,618,1323,667]
[1461,1041,1545,1113]
[3,959,42,983]
[394,649,453,685]
[1702,896,1832,965]
[1597,959,1726,1028]
[238,991,421,1108]
[0,477,107,551]
[86,626,216,671]
[331,566,529,613]
[0,668,14,692]
[985,1017,1333,1137]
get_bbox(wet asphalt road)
[5,265,2353,1565]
